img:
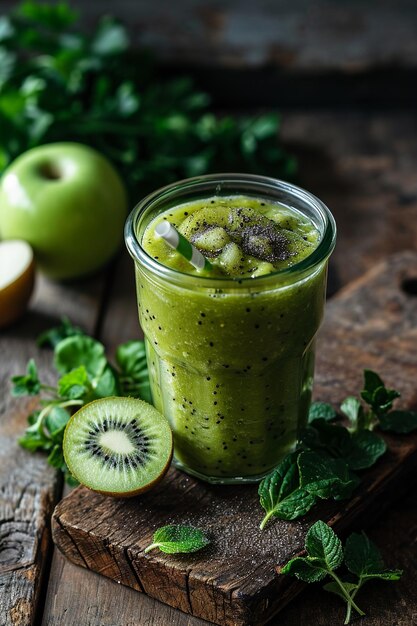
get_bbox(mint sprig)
[281,521,402,624]
[144,525,210,554]
[260,370,414,529]
[13,319,151,483]
[258,450,360,530]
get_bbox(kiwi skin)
[63,397,173,498]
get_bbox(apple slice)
[0,240,35,328]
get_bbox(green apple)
[0,142,127,280]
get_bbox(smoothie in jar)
[125,175,336,484]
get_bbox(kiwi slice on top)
[63,397,173,497]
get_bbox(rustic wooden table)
[1,110,417,626]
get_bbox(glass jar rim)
[124,173,336,288]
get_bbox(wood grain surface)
[51,251,417,626]
[0,273,107,626]
[2,0,416,72]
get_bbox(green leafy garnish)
[361,370,400,417]
[54,336,107,377]
[11,359,41,396]
[116,340,151,404]
[302,419,387,471]
[13,319,151,483]
[0,1,295,198]
[340,396,364,430]
[37,316,84,348]
[298,451,359,500]
[144,525,210,554]
[260,370,413,529]
[258,454,316,530]
[281,521,401,624]
[378,410,417,434]
[308,402,337,423]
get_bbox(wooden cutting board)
[52,251,417,626]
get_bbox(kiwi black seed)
[63,397,173,497]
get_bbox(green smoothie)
[132,192,329,482]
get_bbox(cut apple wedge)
[0,240,35,327]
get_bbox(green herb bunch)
[259,370,417,529]
[281,520,402,624]
[0,1,296,196]
[12,318,150,484]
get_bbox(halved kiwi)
[63,397,173,497]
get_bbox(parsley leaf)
[58,365,90,399]
[11,358,40,396]
[13,320,152,485]
[54,336,107,377]
[116,340,151,403]
[144,525,210,554]
[37,316,84,348]
[0,2,295,198]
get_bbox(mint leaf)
[344,532,383,576]
[378,410,417,434]
[344,532,402,581]
[323,580,358,600]
[11,359,41,396]
[340,396,364,429]
[58,365,90,399]
[306,521,344,570]
[361,370,400,417]
[308,402,337,423]
[298,451,359,500]
[259,454,316,529]
[301,419,351,456]
[343,430,386,470]
[300,420,386,471]
[280,557,328,582]
[362,370,385,396]
[282,522,402,623]
[281,520,366,621]
[54,336,107,377]
[37,317,84,348]
[144,525,210,554]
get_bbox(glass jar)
[125,174,336,484]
